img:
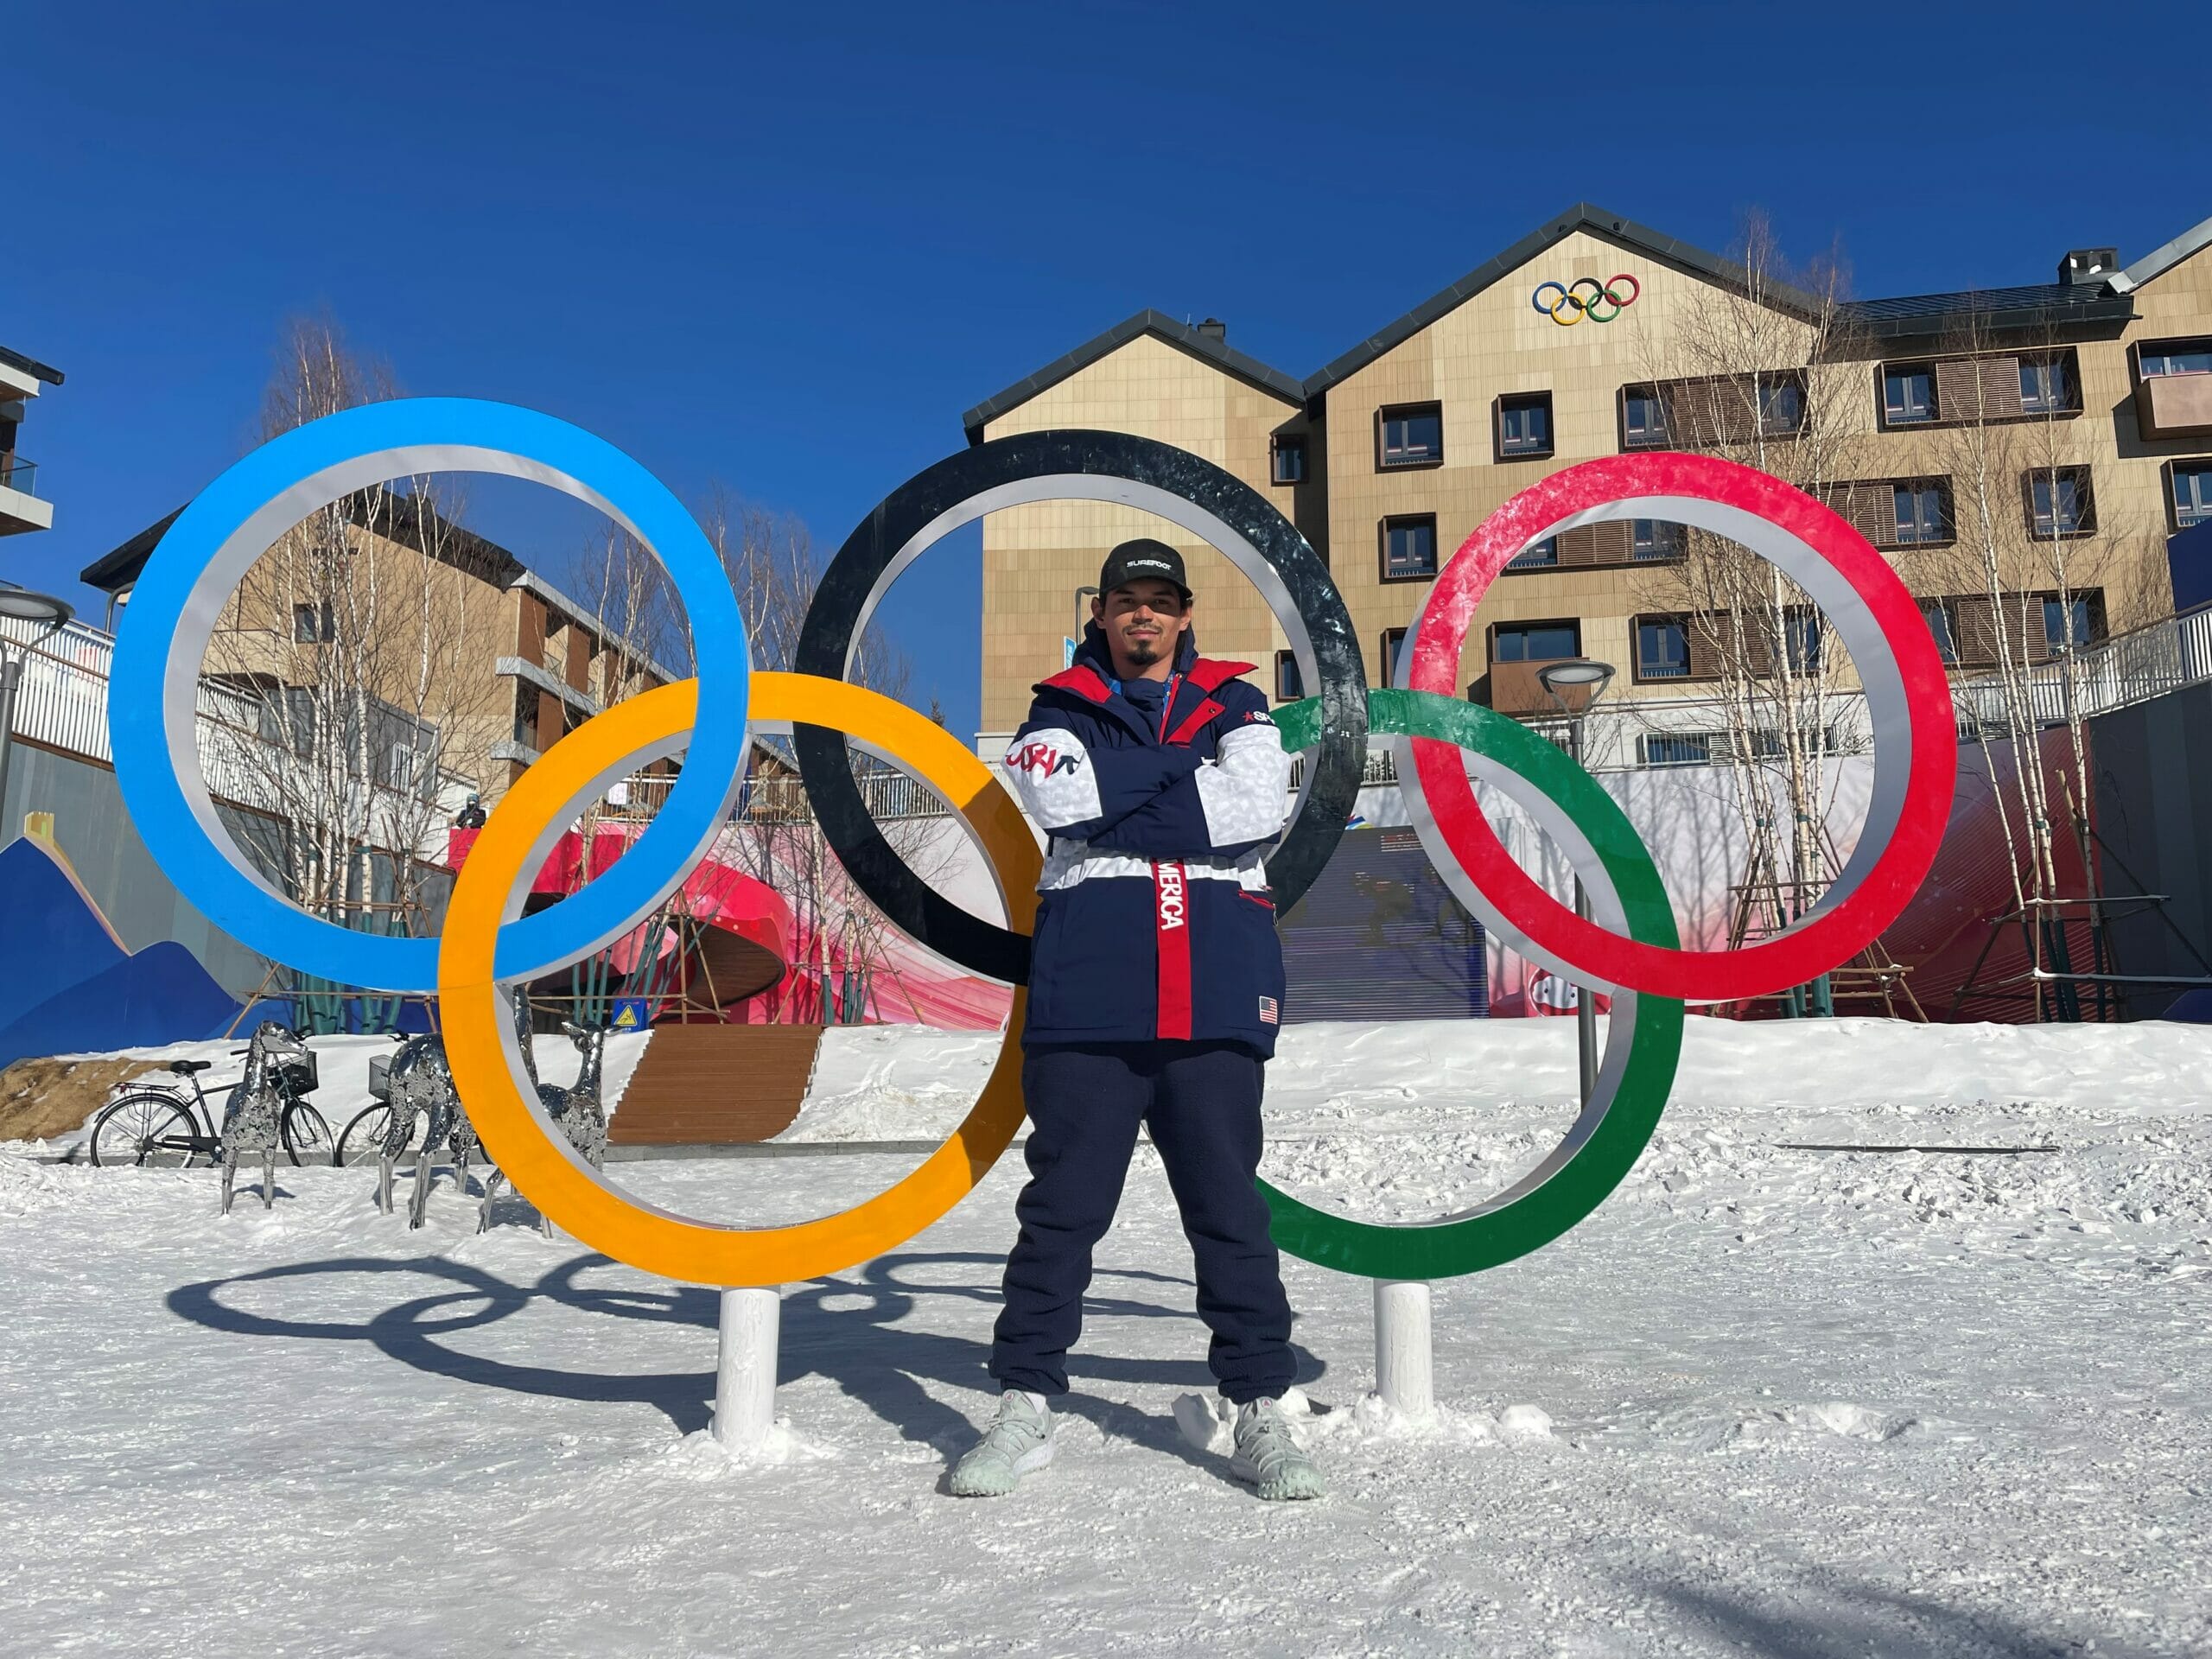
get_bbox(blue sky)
[9,0,2203,738]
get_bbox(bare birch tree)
[1632,213,1872,938]
[1911,313,2164,1013]
[200,318,508,984]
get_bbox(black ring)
[792,429,1370,985]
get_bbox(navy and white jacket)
[1001,625,1292,1057]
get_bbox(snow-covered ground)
[3,1017,2208,1656]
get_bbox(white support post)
[713,1286,782,1449]
[1373,1278,1434,1421]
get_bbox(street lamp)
[1535,658,1616,1106]
[0,587,73,847]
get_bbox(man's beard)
[1122,635,1161,664]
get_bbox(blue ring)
[109,398,750,992]
[1530,281,1569,315]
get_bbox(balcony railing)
[1949,602,2212,734]
[605,766,954,824]
[0,455,37,498]
[1,613,476,856]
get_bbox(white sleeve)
[1001,726,1104,831]
[1192,721,1293,849]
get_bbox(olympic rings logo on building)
[1531,273,1640,325]
[110,401,1955,1290]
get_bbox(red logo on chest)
[1005,743,1079,777]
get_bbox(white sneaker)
[949,1391,1055,1497]
[1229,1396,1325,1501]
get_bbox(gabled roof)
[0,344,64,387]
[79,509,183,592]
[961,308,1304,444]
[1839,282,2134,340]
[1300,203,1826,401]
[81,491,525,594]
[2111,213,2212,295]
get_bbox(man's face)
[1092,579,1191,670]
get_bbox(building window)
[2044,594,2096,652]
[292,601,334,644]
[2028,467,2094,538]
[2018,354,2074,415]
[1382,628,1412,688]
[1758,373,1806,436]
[1491,620,1580,664]
[1892,481,1949,545]
[1781,608,1822,672]
[1271,435,1306,485]
[1274,650,1304,702]
[2172,461,2212,528]
[1640,733,1713,768]
[1381,515,1438,581]
[1497,392,1554,459]
[1920,599,1961,666]
[1883,365,1936,425]
[1622,385,1669,448]
[1635,616,1691,680]
[1507,537,1559,570]
[2140,338,2212,378]
[1632,519,1686,560]
[1377,403,1443,468]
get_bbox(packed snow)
[3,1016,2207,1656]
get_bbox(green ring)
[1264,690,1684,1279]
[1585,295,1623,323]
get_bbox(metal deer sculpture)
[480,1018,611,1237]
[219,1021,311,1216]
[372,1034,486,1229]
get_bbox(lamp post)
[0,587,74,847]
[1535,658,1616,1105]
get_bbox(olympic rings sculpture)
[1531,273,1640,325]
[110,402,1954,1291]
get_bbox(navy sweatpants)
[988,1041,1295,1405]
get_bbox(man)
[950,537,1324,1503]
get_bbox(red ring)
[1402,454,1955,1002]
[1604,272,1641,307]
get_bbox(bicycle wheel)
[280,1102,333,1166]
[335,1103,413,1167]
[90,1095,205,1169]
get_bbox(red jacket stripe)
[1154,860,1194,1040]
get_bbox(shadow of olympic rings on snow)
[165,1250,1330,1460]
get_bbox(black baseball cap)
[1098,537,1192,601]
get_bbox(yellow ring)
[1548,291,1584,327]
[437,672,1037,1286]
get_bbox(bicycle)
[88,1026,333,1173]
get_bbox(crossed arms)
[1001,714,1293,861]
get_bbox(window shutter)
[1935,356,2025,423]
[1827,482,1889,548]
[1740,607,1778,676]
[1557,523,1636,566]
[1953,595,1999,668]
[1686,613,1730,679]
[1979,357,2025,420]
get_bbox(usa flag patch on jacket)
[1258,996,1279,1025]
